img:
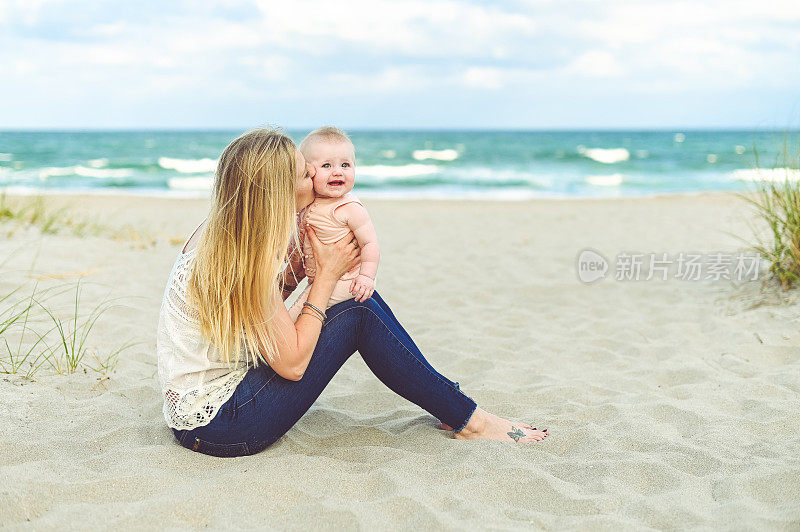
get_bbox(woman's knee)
[356,297,385,323]
[325,296,381,324]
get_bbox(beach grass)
[0,191,171,247]
[0,278,135,379]
[0,194,149,380]
[737,132,800,290]
[0,192,101,237]
[35,280,135,375]
[0,284,51,378]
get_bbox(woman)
[158,128,548,457]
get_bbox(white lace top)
[156,245,253,430]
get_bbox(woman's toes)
[528,428,548,440]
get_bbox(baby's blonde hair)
[299,126,352,157]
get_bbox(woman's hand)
[306,225,360,281]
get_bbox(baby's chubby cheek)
[312,178,327,194]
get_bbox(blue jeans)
[171,291,478,457]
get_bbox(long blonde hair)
[188,128,297,367]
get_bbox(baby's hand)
[350,274,375,302]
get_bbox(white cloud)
[0,0,797,127]
[460,66,555,90]
[169,23,264,54]
[0,0,65,26]
[563,51,624,78]
[238,55,291,81]
[463,67,504,90]
[85,22,126,38]
[253,0,536,57]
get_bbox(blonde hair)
[187,127,298,368]
[299,125,352,156]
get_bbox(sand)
[0,192,798,529]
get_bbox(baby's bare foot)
[451,407,548,443]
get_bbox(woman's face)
[294,148,315,211]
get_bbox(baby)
[287,126,380,322]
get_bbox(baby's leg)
[287,284,312,323]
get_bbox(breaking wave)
[158,157,218,174]
[577,146,630,164]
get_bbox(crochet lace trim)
[161,248,249,431]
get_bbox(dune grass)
[0,194,151,381]
[35,280,136,375]
[0,278,136,380]
[0,192,101,237]
[0,284,52,378]
[737,132,800,290]
[0,191,164,247]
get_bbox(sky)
[1,0,798,130]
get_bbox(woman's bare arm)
[266,227,360,380]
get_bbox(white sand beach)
[1,192,798,529]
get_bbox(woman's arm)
[266,226,360,380]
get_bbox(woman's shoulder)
[181,220,207,255]
[163,241,201,324]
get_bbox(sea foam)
[168,176,214,190]
[74,166,132,178]
[359,164,441,179]
[159,157,218,174]
[577,146,630,164]
[732,168,800,182]
[39,167,75,179]
[412,149,459,161]
[38,165,132,179]
[586,174,624,187]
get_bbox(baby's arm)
[335,202,380,302]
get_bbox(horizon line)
[1,126,798,133]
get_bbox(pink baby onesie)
[287,192,375,322]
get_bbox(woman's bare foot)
[449,407,548,443]
[435,420,533,431]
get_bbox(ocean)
[0,130,797,200]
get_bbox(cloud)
[563,51,624,78]
[0,0,65,26]
[253,0,536,58]
[463,67,505,90]
[0,0,797,127]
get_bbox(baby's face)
[305,139,356,199]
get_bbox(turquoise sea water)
[0,130,797,199]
